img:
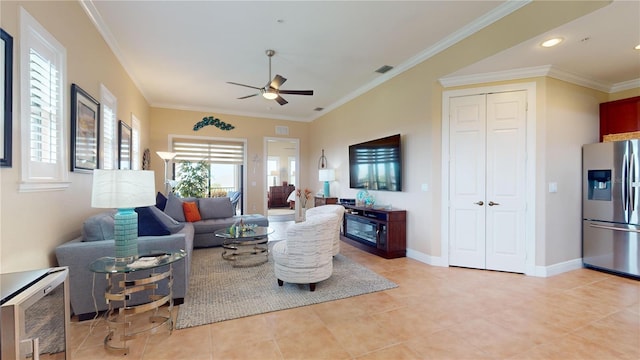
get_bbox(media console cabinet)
[340,204,406,258]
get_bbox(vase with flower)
[295,188,312,222]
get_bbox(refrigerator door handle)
[632,152,637,212]
[622,152,629,213]
[588,222,640,233]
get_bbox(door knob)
[474,201,484,206]
[488,201,500,206]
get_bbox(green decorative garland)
[193,116,235,131]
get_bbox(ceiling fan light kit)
[227,49,314,106]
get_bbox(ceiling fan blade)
[275,96,288,106]
[270,75,287,90]
[238,93,259,100]
[227,81,262,90]
[278,90,314,96]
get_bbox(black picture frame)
[118,120,132,169]
[70,84,100,172]
[1,28,13,168]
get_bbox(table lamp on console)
[317,149,335,198]
[91,169,156,261]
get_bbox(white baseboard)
[406,249,583,278]
[406,249,447,267]
[533,258,583,278]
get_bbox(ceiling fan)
[227,49,314,106]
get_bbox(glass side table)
[89,250,186,355]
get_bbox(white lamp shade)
[156,151,177,160]
[319,168,335,182]
[91,170,156,209]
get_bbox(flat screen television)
[349,134,402,191]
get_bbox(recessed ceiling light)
[541,37,563,48]
[635,44,640,50]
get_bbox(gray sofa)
[55,195,268,320]
[162,194,269,247]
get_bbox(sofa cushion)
[135,207,170,236]
[183,201,202,222]
[155,192,168,211]
[149,206,185,234]
[199,197,234,219]
[82,211,115,242]
[164,193,187,222]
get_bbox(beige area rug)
[175,244,397,329]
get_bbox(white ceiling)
[82,0,640,122]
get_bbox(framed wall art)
[70,83,100,172]
[1,28,13,167]
[118,120,132,169]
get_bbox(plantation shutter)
[29,48,59,164]
[102,104,116,169]
[172,138,244,165]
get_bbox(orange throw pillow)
[182,201,202,222]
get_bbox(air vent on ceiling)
[375,65,393,74]
[275,125,289,135]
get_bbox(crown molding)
[611,79,640,93]
[79,0,151,103]
[317,0,531,120]
[440,65,639,94]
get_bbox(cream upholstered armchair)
[305,204,345,256]
[272,212,339,291]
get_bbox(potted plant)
[175,160,209,198]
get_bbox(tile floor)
[66,221,639,360]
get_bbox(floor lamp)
[156,151,177,195]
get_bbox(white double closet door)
[448,91,527,273]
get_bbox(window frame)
[19,7,68,192]
[99,84,117,170]
[131,113,140,170]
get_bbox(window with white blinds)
[28,49,58,164]
[131,114,141,170]
[172,137,245,165]
[20,7,68,191]
[100,84,117,170]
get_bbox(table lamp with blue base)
[318,168,335,198]
[92,170,156,262]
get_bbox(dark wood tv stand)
[340,204,406,259]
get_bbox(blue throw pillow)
[156,192,168,211]
[136,207,170,236]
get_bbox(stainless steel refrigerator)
[583,140,640,279]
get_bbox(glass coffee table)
[214,226,274,267]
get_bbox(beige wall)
[148,108,309,215]
[0,1,150,272]
[543,78,608,266]
[309,1,613,266]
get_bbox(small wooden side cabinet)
[314,196,338,206]
[269,185,295,208]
